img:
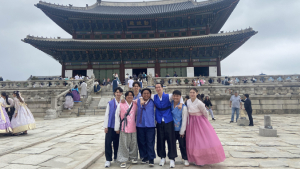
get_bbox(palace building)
[23,0,257,82]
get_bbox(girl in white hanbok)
[10,91,36,135]
[64,90,74,110]
[0,93,12,134]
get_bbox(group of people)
[104,82,225,168]
[63,81,88,110]
[230,92,254,126]
[0,91,36,136]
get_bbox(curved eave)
[22,28,257,62]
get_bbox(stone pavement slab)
[11,155,56,165]
[2,164,40,169]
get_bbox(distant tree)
[5,79,11,81]
[31,76,39,80]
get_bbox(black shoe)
[230,121,233,123]
[142,158,149,164]
[249,124,254,126]
[149,160,154,167]
[212,118,216,120]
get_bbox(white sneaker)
[120,163,126,168]
[159,158,166,166]
[170,160,175,168]
[184,160,190,167]
[131,159,138,164]
[104,161,110,168]
[68,108,71,110]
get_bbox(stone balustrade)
[150,74,299,87]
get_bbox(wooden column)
[206,24,210,35]
[188,47,193,67]
[155,18,159,38]
[119,51,125,83]
[61,63,66,77]
[155,49,160,76]
[217,57,221,76]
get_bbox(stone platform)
[2,114,298,169]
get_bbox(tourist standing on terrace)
[127,77,134,91]
[11,91,36,135]
[0,93,13,134]
[112,78,118,95]
[103,87,123,168]
[132,82,141,100]
[80,81,87,98]
[229,92,242,123]
[186,88,225,166]
[1,92,15,121]
[115,91,138,168]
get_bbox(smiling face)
[142,90,151,101]
[133,83,140,93]
[189,89,198,100]
[172,94,181,103]
[155,83,163,94]
[114,90,123,99]
[126,92,133,103]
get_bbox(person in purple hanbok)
[0,94,12,134]
[71,85,81,102]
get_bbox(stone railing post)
[180,78,185,85]
[171,77,177,85]
[212,77,219,85]
[163,78,168,86]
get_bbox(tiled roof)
[36,0,236,17]
[22,28,256,50]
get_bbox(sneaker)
[170,160,175,168]
[131,159,138,164]
[120,163,126,168]
[230,121,233,123]
[68,108,71,110]
[104,161,110,168]
[159,158,166,166]
[212,118,216,120]
[184,160,189,167]
[141,158,149,164]
[149,160,154,167]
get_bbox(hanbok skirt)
[0,106,12,133]
[64,96,74,109]
[11,104,36,133]
[72,90,80,102]
[186,115,225,165]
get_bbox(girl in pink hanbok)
[186,88,225,166]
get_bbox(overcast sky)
[0,0,299,81]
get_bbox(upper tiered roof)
[36,0,233,16]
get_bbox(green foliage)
[31,76,39,80]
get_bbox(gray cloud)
[0,0,299,81]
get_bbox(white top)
[114,101,133,131]
[0,97,5,104]
[186,98,208,118]
[79,76,83,79]
[2,98,14,108]
[178,106,188,135]
[103,98,120,128]
[94,82,99,85]
[125,75,129,79]
[128,79,134,88]
[197,80,201,86]
[75,75,79,80]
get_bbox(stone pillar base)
[237,118,250,126]
[44,109,58,120]
[259,127,277,137]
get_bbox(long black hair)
[1,92,9,105]
[13,91,24,103]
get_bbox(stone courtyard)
[1,114,300,169]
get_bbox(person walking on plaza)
[80,81,87,98]
[104,87,123,168]
[127,76,134,91]
[186,88,225,166]
[136,88,156,166]
[0,93,13,134]
[94,80,101,93]
[115,91,138,168]
[102,78,106,86]
[229,92,242,123]
[64,90,74,110]
[10,91,36,135]
[71,85,81,102]
[171,90,189,167]
[204,96,216,120]
[241,94,254,126]
[112,78,118,95]
[1,92,15,121]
